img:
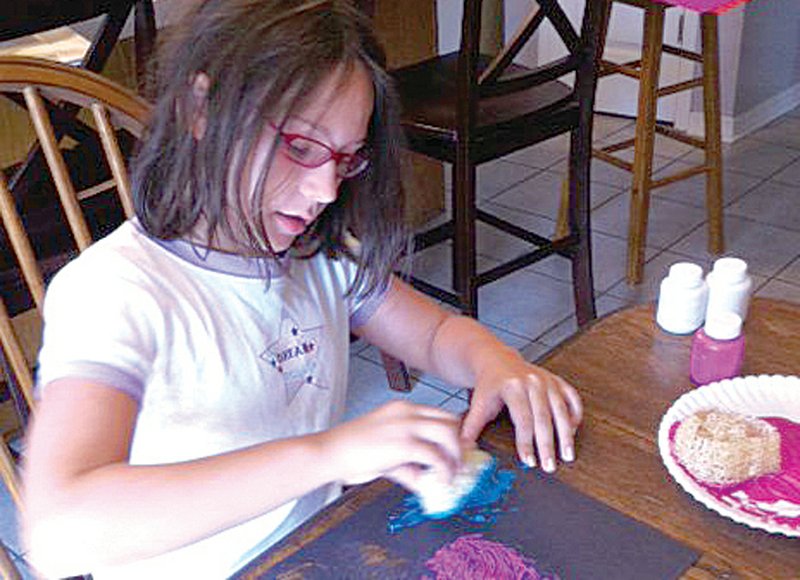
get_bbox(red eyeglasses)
[268,122,370,179]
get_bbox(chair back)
[457,0,605,132]
[0,56,150,508]
[392,0,608,320]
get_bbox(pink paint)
[654,0,753,14]
[424,533,555,580]
[670,417,800,531]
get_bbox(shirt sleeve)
[35,255,158,404]
[348,274,395,330]
[333,255,392,330]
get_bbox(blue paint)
[517,459,534,472]
[387,458,517,533]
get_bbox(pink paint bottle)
[689,311,745,386]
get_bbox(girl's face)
[241,64,375,253]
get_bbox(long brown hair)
[132,0,407,297]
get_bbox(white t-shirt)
[36,220,388,578]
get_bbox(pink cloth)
[654,0,753,13]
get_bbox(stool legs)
[702,14,724,255]
[627,5,665,284]
[569,0,603,326]
[452,147,479,318]
[569,131,597,327]
[598,2,724,285]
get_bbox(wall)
[684,0,800,141]
[734,0,800,116]
[716,5,745,120]
[436,0,504,55]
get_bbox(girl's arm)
[22,380,462,577]
[354,277,583,472]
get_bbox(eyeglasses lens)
[282,134,369,179]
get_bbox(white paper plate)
[658,374,800,537]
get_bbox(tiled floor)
[3,108,800,577]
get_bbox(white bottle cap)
[704,311,743,340]
[668,262,704,287]
[710,257,748,284]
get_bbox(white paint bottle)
[656,262,709,335]
[705,257,753,322]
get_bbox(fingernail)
[520,454,536,470]
[563,447,575,462]
[543,458,556,473]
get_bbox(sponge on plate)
[414,448,495,518]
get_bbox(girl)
[22,1,582,577]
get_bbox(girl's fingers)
[403,438,459,483]
[548,386,576,463]
[529,385,556,473]
[437,369,583,474]
[385,463,426,492]
[387,403,464,471]
[409,416,464,465]
[460,391,503,444]
[502,387,536,468]
[561,380,584,427]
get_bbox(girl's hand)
[461,349,582,473]
[323,401,465,492]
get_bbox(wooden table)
[240,297,800,579]
[524,296,800,579]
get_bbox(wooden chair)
[593,0,723,284]
[390,0,609,325]
[0,56,149,511]
[0,539,22,580]
[0,2,157,264]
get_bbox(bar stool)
[594,0,723,284]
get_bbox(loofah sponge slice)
[414,448,495,518]
[673,410,781,486]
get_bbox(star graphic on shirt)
[261,309,327,405]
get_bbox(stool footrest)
[477,235,577,288]
[654,124,706,149]
[651,164,708,189]
[413,221,454,253]
[409,207,581,312]
[592,149,633,172]
[597,137,636,154]
[658,77,703,98]
[476,209,552,248]
[661,44,702,63]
